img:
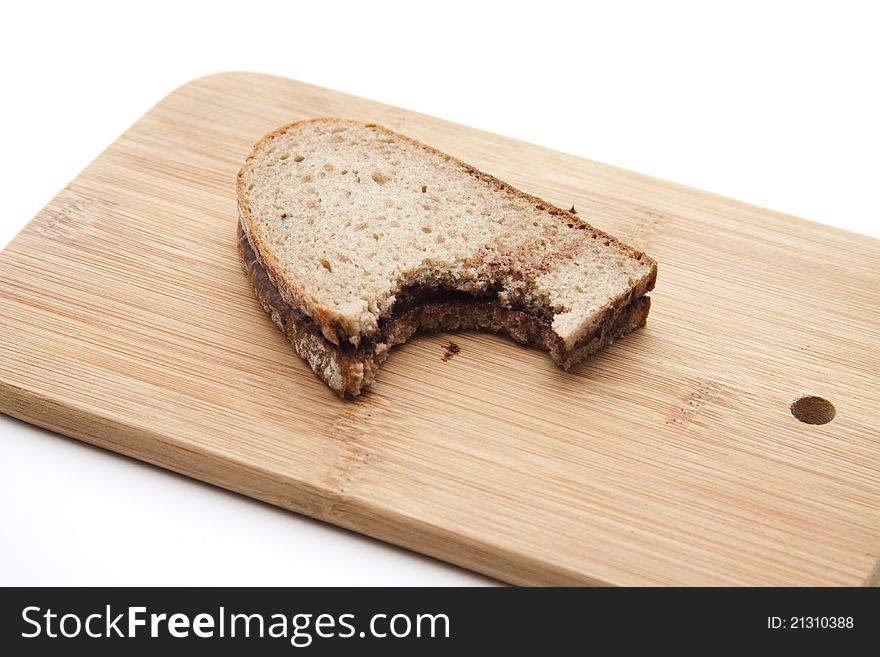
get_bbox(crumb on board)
[441,341,461,362]
[569,204,577,214]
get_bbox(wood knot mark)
[32,190,107,240]
[323,400,383,498]
[324,443,379,498]
[667,380,724,429]
[614,210,668,250]
[380,107,411,133]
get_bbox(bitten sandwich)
[237,119,657,396]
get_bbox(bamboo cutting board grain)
[1,73,879,586]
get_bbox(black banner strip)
[1,587,874,654]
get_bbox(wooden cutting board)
[1,73,878,586]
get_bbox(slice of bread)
[237,118,657,396]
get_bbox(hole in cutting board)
[790,395,836,425]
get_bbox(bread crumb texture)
[238,119,655,348]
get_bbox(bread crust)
[236,118,658,348]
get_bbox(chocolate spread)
[238,224,646,367]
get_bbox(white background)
[1,1,877,585]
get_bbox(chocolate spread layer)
[238,224,647,368]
